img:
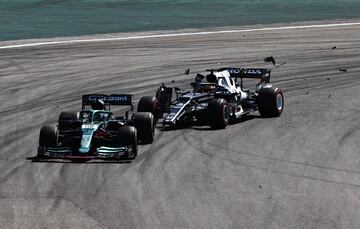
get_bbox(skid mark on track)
[0,196,109,228]
[0,165,22,185]
[180,131,339,227]
[338,124,360,147]
[137,130,183,176]
[206,146,360,188]
[91,168,108,198]
[180,132,360,189]
[207,142,360,176]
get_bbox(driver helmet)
[206,73,218,84]
[91,100,105,110]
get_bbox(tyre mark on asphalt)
[178,127,360,189]
[338,124,360,147]
[201,144,360,189]
[180,129,340,227]
[206,141,360,176]
[181,129,235,227]
[0,196,109,229]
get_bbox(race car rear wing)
[82,94,134,109]
[210,68,271,84]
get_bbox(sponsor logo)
[227,68,242,74]
[107,96,130,102]
[88,95,105,101]
[165,115,174,120]
[243,69,263,75]
[82,124,97,129]
[88,95,131,102]
[227,68,263,75]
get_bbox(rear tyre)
[137,96,160,119]
[208,98,229,129]
[58,111,79,130]
[38,126,59,158]
[257,87,284,117]
[132,112,154,144]
[118,126,138,159]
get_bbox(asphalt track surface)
[1,21,360,228]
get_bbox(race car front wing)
[37,145,133,160]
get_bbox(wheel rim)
[276,93,283,111]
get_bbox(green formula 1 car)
[37,94,156,162]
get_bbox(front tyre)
[38,126,59,158]
[118,126,138,159]
[132,112,155,144]
[208,98,229,129]
[39,126,59,147]
[257,87,284,117]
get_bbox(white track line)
[1,22,360,50]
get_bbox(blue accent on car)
[79,125,99,153]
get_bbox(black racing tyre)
[132,112,155,144]
[58,111,79,130]
[39,126,59,147]
[257,87,284,117]
[208,98,229,129]
[137,96,160,119]
[118,126,138,159]
[38,126,59,158]
[35,126,59,161]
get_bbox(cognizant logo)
[88,95,130,102]
[107,96,130,102]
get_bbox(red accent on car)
[95,131,110,138]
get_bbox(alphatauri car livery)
[137,67,284,129]
[37,94,156,162]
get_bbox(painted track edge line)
[1,22,360,50]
